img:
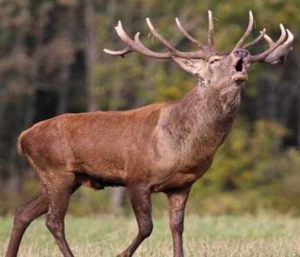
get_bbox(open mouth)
[232,59,248,82]
[235,59,243,72]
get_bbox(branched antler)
[260,29,294,63]
[104,10,294,64]
[104,11,217,59]
[249,24,290,62]
[231,10,294,63]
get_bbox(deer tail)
[17,130,28,156]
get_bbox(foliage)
[188,119,300,215]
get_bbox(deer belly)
[75,170,126,190]
[73,154,127,190]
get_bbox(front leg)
[166,188,191,257]
[117,184,153,257]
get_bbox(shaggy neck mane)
[161,83,242,158]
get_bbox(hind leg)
[44,172,79,257]
[5,189,48,257]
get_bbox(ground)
[0,215,299,257]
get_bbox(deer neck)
[160,82,242,158]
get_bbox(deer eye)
[209,58,221,64]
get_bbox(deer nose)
[233,49,249,59]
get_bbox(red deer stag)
[5,11,293,257]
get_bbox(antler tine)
[175,17,202,48]
[250,24,287,62]
[146,17,216,58]
[103,46,132,56]
[242,28,266,48]
[146,18,211,58]
[114,21,148,53]
[264,28,294,64]
[133,32,173,58]
[146,18,178,53]
[208,10,215,47]
[263,33,275,47]
[145,18,210,58]
[104,20,173,59]
[233,10,254,50]
[134,31,208,59]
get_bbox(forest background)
[0,0,299,216]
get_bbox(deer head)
[104,11,294,89]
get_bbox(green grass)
[1,214,300,257]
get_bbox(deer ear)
[172,57,203,75]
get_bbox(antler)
[175,17,202,48]
[251,27,294,63]
[263,30,293,64]
[232,10,294,64]
[249,24,294,63]
[233,11,254,51]
[208,10,215,48]
[104,11,294,64]
[242,29,266,48]
[104,21,172,59]
[104,11,217,59]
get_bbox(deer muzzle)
[232,49,250,83]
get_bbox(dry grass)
[1,214,299,257]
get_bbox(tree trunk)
[110,187,127,214]
[83,0,98,112]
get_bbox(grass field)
[0,214,299,257]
